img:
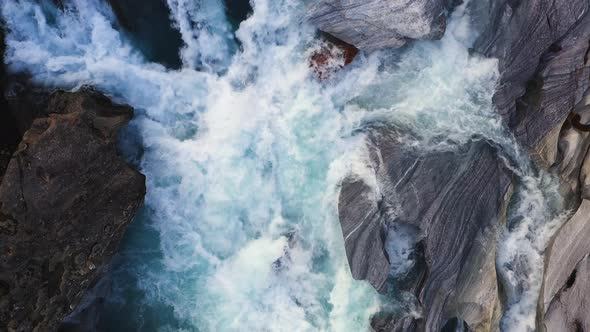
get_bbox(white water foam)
[2,0,381,330]
[0,0,568,331]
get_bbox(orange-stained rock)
[310,34,359,80]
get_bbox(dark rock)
[339,129,512,331]
[0,89,146,331]
[306,0,451,51]
[472,1,590,329]
[0,27,20,179]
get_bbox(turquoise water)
[1,1,567,331]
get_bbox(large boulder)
[0,89,145,331]
[473,1,590,329]
[307,0,451,51]
[474,0,590,160]
[339,129,511,331]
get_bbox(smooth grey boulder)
[307,0,450,51]
[338,129,512,331]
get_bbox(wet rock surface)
[339,129,511,331]
[473,1,590,329]
[307,0,451,51]
[474,0,590,154]
[0,89,146,331]
[334,1,590,331]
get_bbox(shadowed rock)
[307,0,451,51]
[0,89,146,331]
[339,129,511,331]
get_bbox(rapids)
[0,0,568,331]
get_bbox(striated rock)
[339,129,512,331]
[542,200,590,311]
[474,0,590,158]
[307,0,450,51]
[309,34,359,80]
[0,89,146,331]
[339,177,390,293]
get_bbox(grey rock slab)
[307,0,450,51]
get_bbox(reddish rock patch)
[310,34,359,80]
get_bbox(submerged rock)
[0,89,145,331]
[307,0,450,51]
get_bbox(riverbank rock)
[542,253,590,332]
[0,89,146,331]
[307,0,451,51]
[309,34,359,80]
[474,0,590,161]
[472,0,590,329]
[339,129,511,331]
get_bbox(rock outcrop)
[307,0,451,51]
[330,0,590,331]
[340,129,511,331]
[0,89,146,331]
[472,0,590,329]
[474,0,590,163]
[542,253,590,332]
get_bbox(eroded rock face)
[542,201,590,310]
[307,0,451,51]
[543,253,590,332]
[0,89,146,331]
[472,2,590,328]
[474,0,590,157]
[339,129,511,331]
